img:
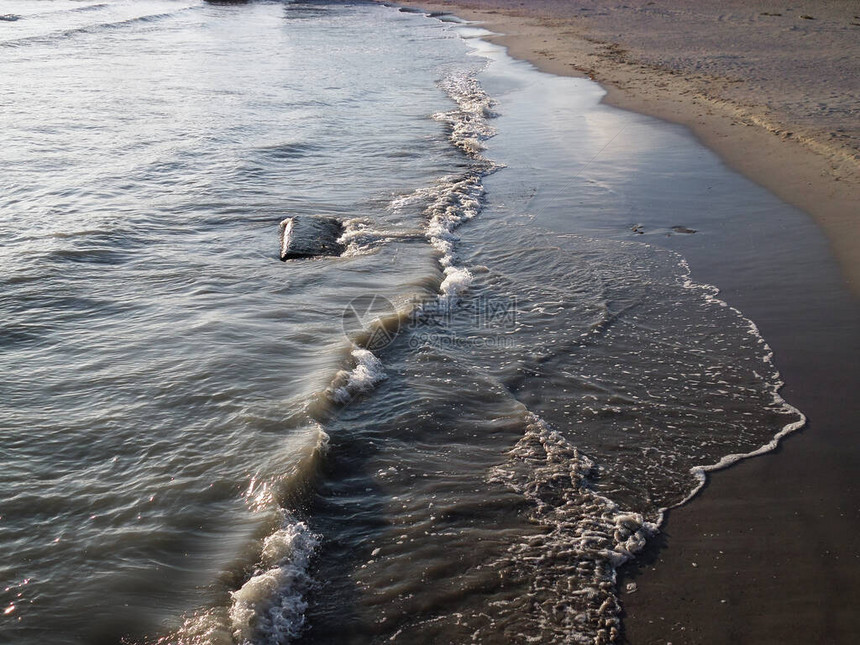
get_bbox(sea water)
[0,2,803,643]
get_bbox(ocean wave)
[1,6,192,48]
[674,257,807,505]
[152,516,320,645]
[326,347,387,404]
[429,232,807,643]
[31,3,109,18]
[489,413,658,645]
[0,2,108,23]
[408,70,502,310]
[150,425,330,645]
[434,73,498,156]
[228,518,319,645]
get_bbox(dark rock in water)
[671,226,697,234]
[0,14,21,21]
[437,15,467,24]
[279,215,345,261]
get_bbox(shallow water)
[0,2,803,643]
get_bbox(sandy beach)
[387,0,860,293]
[381,1,860,642]
[2,2,857,641]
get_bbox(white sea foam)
[439,265,473,301]
[414,71,500,307]
[228,518,319,645]
[327,347,387,404]
[336,217,406,257]
[152,517,320,645]
[672,257,808,508]
[489,413,658,645]
[424,172,485,267]
[336,217,426,257]
[381,72,498,316]
[335,217,369,257]
[155,424,329,645]
[433,73,497,156]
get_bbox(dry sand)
[387,0,860,293]
[380,1,860,642]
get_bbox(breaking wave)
[489,414,658,645]
[326,348,388,405]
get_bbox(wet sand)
[386,0,860,293]
[381,1,860,642]
[617,212,860,644]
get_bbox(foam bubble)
[414,72,501,306]
[228,519,319,645]
[433,73,498,156]
[154,607,234,645]
[327,348,387,404]
[489,414,657,644]
[337,218,381,257]
[439,265,473,302]
[673,256,808,507]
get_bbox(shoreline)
[386,0,860,295]
[383,2,860,642]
